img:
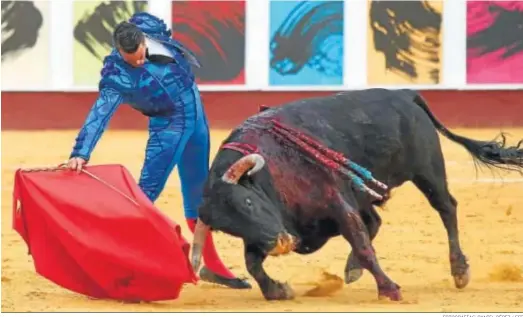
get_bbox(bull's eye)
[245,198,252,207]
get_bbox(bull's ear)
[236,174,255,187]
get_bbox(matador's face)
[119,40,147,67]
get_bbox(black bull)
[191,89,523,301]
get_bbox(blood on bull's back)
[233,114,348,213]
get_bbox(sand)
[2,128,523,312]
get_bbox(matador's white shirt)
[145,37,174,59]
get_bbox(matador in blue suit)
[66,12,250,289]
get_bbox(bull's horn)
[191,219,209,273]
[247,154,265,176]
[222,154,265,184]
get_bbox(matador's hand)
[66,157,87,174]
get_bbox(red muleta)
[12,164,198,302]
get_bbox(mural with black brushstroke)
[171,0,246,85]
[467,1,523,83]
[268,0,344,86]
[72,0,147,85]
[1,1,43,61]
[1,1,51,88]
[367,0,443,85]
[74,1,147,61]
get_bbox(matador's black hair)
[112,21,144,53]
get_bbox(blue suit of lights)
[70,12,207,219]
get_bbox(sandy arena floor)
[1,129,523,312]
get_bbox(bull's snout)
[268,232,297,257]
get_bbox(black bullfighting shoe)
[199,266,252,289]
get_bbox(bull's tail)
[411,92,523,173]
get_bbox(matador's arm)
[69,87,123,161]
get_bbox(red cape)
[12,164,198,302]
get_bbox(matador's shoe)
[186,218,252,289]
[199,266,252,289]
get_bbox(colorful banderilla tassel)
[271,119,388,191]
[269,123,384,201]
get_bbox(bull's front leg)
[345,205,382,284]
[244,243,295,301]
[336,198,402,301]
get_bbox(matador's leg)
[179,109,251,289]
[137,116,191,202]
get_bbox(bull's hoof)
[345,268,363,284]
[344,252,363,284]
[199,267,252,289]
[263,282,295,301]
[378,283,402,301]
[453,267,470,289]
[450,254,470,289]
